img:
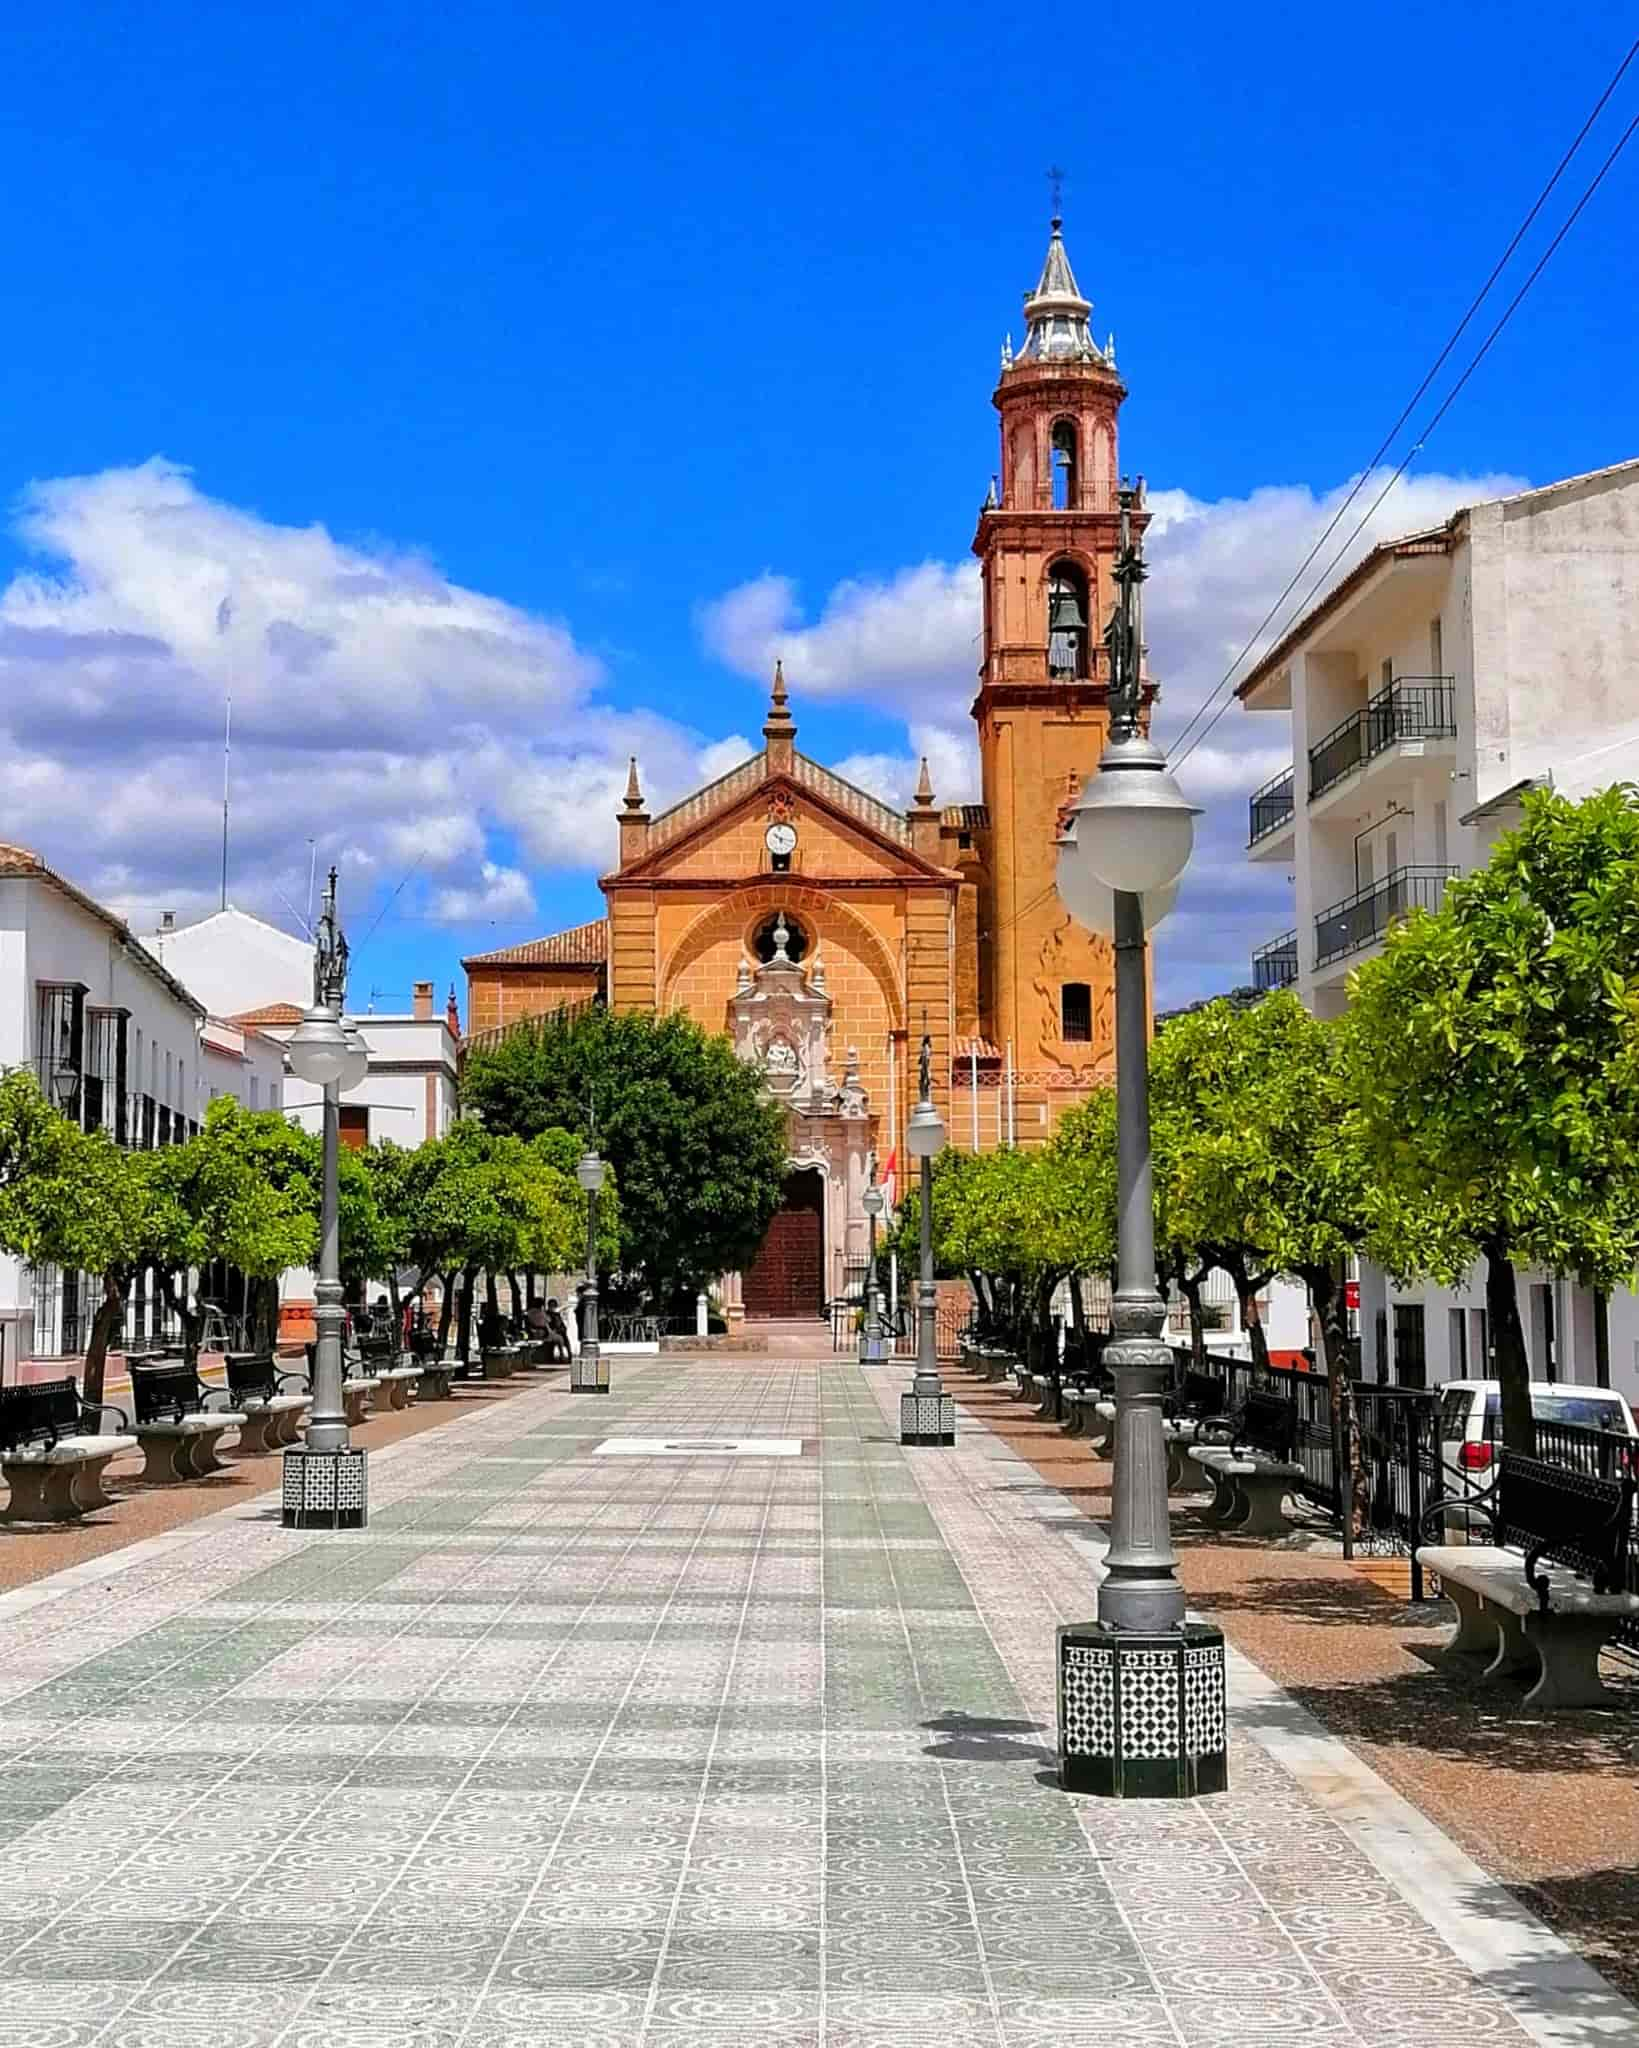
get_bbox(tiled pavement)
[0,1359,1631,2048]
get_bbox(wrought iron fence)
[1247,767,1295,845]
[1252,931,1298,992]
[1308,677,1456,799]
[1314,866,1456,968]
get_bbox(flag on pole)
[880,1147,898,1212]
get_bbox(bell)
[1049,587,1087,632]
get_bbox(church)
[464,218,1150,1318]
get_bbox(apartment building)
[0,843,278,1363]
[1238,459,1639,1397]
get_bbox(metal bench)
[1417,1451,1639,1709]
[224,1355,311,1453]
[0,1379,137,1522]
[129,1362,245,1483]
[1188,1388,1304,1535]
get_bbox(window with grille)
[1392,1302,1427,1388]
[36,983,86,1124]
[1061,982,1092,1042]
[84,1008,129,1140]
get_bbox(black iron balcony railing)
[1314,866,1457,969]
[1248,767,1295,846]
[1252,931,1299,991]
[1307,676,1456,801]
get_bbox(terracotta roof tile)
[225,1002,306,1027]
[462,918,609,969]
[942,804,990,830]
[954,1036,1001,1062]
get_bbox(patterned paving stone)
[0,1359,1624,2044]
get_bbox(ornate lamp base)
[1058,1620,1227,1799]
[900,1391,955,1445]
[281,1447,368,1531]
[570,1352,610,1394]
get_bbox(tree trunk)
[250,1276,279,1353]
[458,1265,479,1362]
[1241,1271,1272,1373]
[164,1273,202,1366]
[1305,1259,1356,1561]
[385,1269,402,1335]
[1178,1269,1207,1373]
[1484,1239,1533,1453]
[436,1270,457,1352]
[82,1271,128,1408]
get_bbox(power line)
[1177,95,1638,773]
[1165,35,1639,770]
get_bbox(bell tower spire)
[970,212,1141,1082]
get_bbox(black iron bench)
[1187,1386,1303,1535]
[224,1354,311,1454]
[129,1362,245,1483]
[1416,1451,1639,1709]
[0,1379,137,1522]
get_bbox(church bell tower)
[972,216,1144,1088]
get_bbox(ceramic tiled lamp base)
[900,1390,956,1445]
[1058,1618,1228,1799]
[280,1445,368,1530]
[570,1352,610,1393]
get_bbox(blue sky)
[2,1,1636,1006]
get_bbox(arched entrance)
[743,1168,826,1319]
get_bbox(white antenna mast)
[220,694,232,911]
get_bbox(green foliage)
[1158,992,1364,1284]
[1343,785,1639,1289]
[1342,786,1639,1445]
[461,1005,785,1300]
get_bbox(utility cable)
[1165,36,1639,770]
[1174,97,1639,773]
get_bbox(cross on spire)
[1047,163,1065,223]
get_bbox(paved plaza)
[0,1359,1631,2048]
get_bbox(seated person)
[543,1298,571,1361]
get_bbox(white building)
[151,907,460,1152]
[0,843,275,1363]
[1239,459,1639,1400]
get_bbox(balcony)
[1252,931,1298,992]
[1314,866,1457,970]
[1308,676,1456,802]
[1247,767,1295,849]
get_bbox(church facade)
[464,219,1151,1317]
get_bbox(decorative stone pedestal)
[570,1353,610,1394]
[900,1391,955,1445]
[282,1447,368,1531]
[1058,1619,1227,1798]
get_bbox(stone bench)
[1188,1442,1306,1536]
[1416,1450,1639,1709]
[0,1380,137,1522]
[369,1361,422,1412]
[129,1363,244,1483]
[1418,1545,1639,1709]
[223,1357,311,1453]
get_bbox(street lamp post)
[282,868,371,1530]
[899,1035,954,1446]
[860,1175,886,1363]
[571,1142,609,1393]
[1053,484,1227,1798]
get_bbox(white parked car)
[1436,1379,1638,1534]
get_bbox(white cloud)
[0,459,748,944]
[429,862,537,924]
[700,467,1531,999]
[834,722,981,811]
[698,562,980,711]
